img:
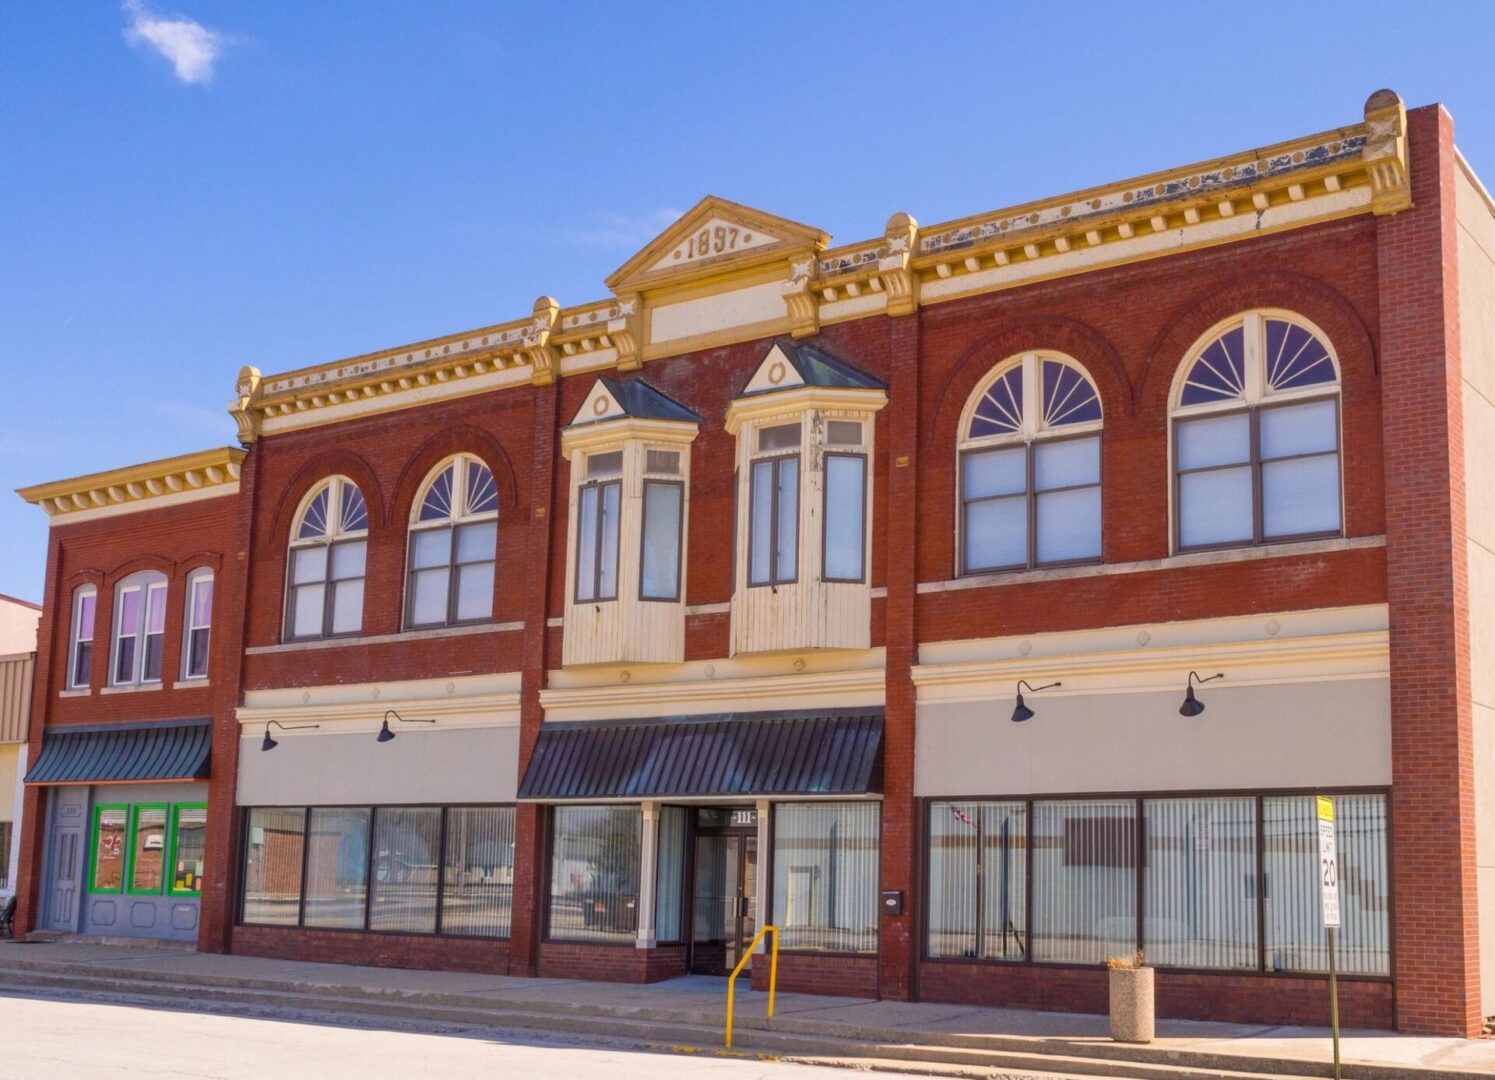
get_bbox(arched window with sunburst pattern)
[958,352,1103,574]
[1171,311,1342,551]
[405,454,499,628]
[286,476,369,640]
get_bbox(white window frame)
[747,424,802,588]
[405,454,499,629]
[956,352,1104,575]
[1168,310,1344,554]
[181,569,213,681]
[285,475,370,641]
[68,585,97,690]
[575,450,623,604]
[112,572,168,687]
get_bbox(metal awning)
[25,719,212,785]
[518,709,883,801]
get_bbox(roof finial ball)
[1364,88,1403,115]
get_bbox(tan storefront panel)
[0,654,33,744]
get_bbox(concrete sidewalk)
[0,941,1491,1080]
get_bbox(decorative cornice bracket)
[1362,88,1412,216]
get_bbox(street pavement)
[0,989,924,1080]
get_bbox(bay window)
[112,572,167,686]
[576,451,622,603]
[748,423,801,586]
[641,469,684,601]
[959,353,1103,574]
[1173,312,1342,551]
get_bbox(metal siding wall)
[0,656,33,744]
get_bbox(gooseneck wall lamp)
[1010,680,1062,723]
[260,720,320,752]
[1179,671,1225,717]
[378,709,436,743]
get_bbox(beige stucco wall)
[237,725,520,807]
[1456,155,1495,1018]
[916,677,1391,798]
[0,598,39,656]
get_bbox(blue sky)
[2,2,1493,604]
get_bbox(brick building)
[12,90,1495,1036]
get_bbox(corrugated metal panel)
[0,654,33,743]
[24,719,211,785]
[518,709,883,801]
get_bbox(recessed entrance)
[689,807,757,977]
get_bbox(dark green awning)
[25,720,211,785]
[518,709,883,801]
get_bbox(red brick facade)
[12,100,1489,1036]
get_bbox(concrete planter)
[1108,966,1154,1043]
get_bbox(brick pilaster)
[878,312,921,1000]
[13,529,60,938]
[506,381,559,975]
[1379,104,1483,1035]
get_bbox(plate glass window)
[407,456,499,627]
[68,586,96,689]
[90,805,128,893]
[771,802,879,953]
[286,477,369,640]
[1173,313,1341,551]
[959,355,1102,574]
[547,805,641,943]
[182,570,213,679]
[111,573,167,686]
[127,805,168,894]
[169,805,207,895]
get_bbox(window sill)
[101,683,163,695]
[246,621,524,655]
[177,678,211,689]
[920,534,1386,595]
[58,688,91,698]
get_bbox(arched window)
[68,585,97,689]
[1172,311,1341,551]
[112,571,168,686]
[286,476,369,640]
[182,568,213,680]
[958,353,1103,573]
[406,454,498,628]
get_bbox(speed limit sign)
[1317,796,1341,929]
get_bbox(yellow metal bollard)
[724,924,778,1049]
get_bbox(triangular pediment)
[570,379,626,426]
[606,196,828,293]
[741,344,807,396]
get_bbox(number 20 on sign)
[1317,795,1341,929]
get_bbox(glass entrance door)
[691,833,757,976]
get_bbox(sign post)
[1317,795,1342,1080]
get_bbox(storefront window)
[127,805,168,894]
[655,806,687,943]
[441,806,515,938]
[90,805,127,893]
[927,801,1027,960]
[242,807,307,925]
[772,802,879,953]
[169,805,207,895]
[369,807,441,934]
[303,808,371,929]
[926,792,1390,975]
[1264,794,1389,975]
[547,806,641,943]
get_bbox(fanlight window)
[1172,312,1342,551]
[959,354,1103,573]
[406,455,498,628]
[286,477,368,640]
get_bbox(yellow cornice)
[724,385,888,436]
[560,416,701,459]
[17,447,246,520]
[229,91,1411,442]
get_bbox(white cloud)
[122,0,226,85]
[565,208,685,247]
